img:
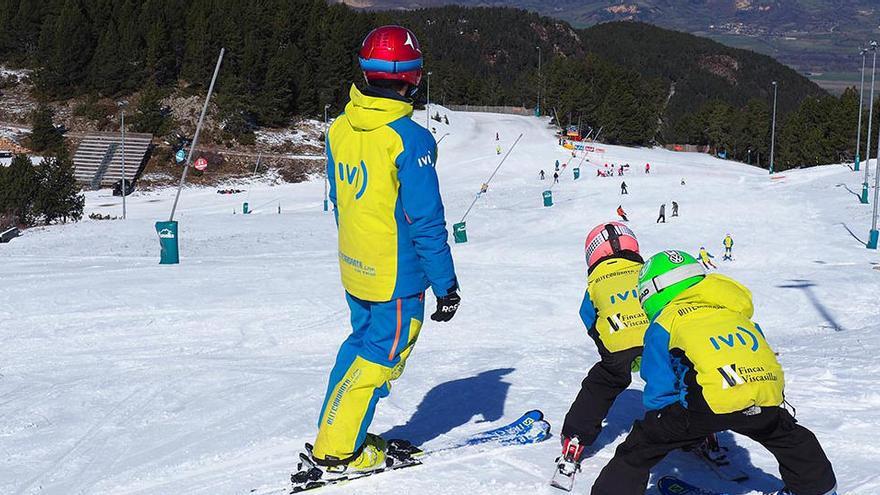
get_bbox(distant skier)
[496,144,502,155]
[723,234,734,261]
[698,246,717,269]
[443,114,449,125]
[656,203,666,223]
[616,205,628,222]
[312,25,460,477]
[553,171,559,184]
[540,170,545,180]
[645,163,650,174]
[620,181,628,195]
[618,165,624,176]
[496,131,499,141]
[590,251,837,495]
[555,161,560,172]
[557,223,649,483]
[681,178,686,186]
[671,201,679,217]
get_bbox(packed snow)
[1,108,879,495]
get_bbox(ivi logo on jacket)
[417,154,433,167]
[709,325,763,352]
[337,161,369,200]
[609,290,638,304]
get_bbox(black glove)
[430,291,461,322]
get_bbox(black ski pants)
[591,403,836,495]
[562,347,642,445]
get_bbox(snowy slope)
[1,108,879,495]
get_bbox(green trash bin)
[573,167,580,180]
[543,190,553,207]
[453,221,468,244]
[155,221,179,264]
[243,202,249,214]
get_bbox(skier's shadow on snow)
[381,368,514,445]
[583,388,646,456]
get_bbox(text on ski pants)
[313,291,425,461]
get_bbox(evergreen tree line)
[0,105,84,228]
[0,1,864,170]
[0,150,84,228]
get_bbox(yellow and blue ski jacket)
[327,85,457,302]
[580,253,649,354]
[641,274,785,414]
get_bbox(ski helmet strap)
[639,263,706,302]
[604,223,621,254]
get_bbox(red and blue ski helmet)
[359,25,423,86]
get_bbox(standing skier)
[645,163,650,174]
[671,201,679,217]
[496,144,502,155]
[314,25,460,475]
[616,205,629,222]
[555,223,649,487]
[723,233,734,261]
[699,246,717,269]
[590,251,837,495]
[553,171,560,184]
[656,204,666,223]
[620,181,628,195]
[540,169,546,180]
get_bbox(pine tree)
[34,145,83,224]
[28,104,64,153]
[36,0,95,97]
[1,153,39,226]
[130,81,171,135]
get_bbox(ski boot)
[550,435,584,492]
[690,433,748,482]
[291,434,390,491]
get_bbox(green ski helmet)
[638,250,707,319]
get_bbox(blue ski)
[281,409,551,494]
[462,409,549,446]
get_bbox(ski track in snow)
[1,108,878,495]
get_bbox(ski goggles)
[638,263,706,303]
[359,57,423,74]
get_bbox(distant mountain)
[336,0,876,92]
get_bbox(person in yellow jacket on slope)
[556,222,649,472]
[723,233,734,261]
[311,25,460,475]
[590,250,837,495]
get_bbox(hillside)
[2,107,879,495]
[0,1,856,171]
[579,22,826,137]
[335,0,876,93]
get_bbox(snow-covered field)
[1,108,879,495]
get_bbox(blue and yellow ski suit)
[563,251,649,444]
[640,274,784,413]
[314,85,457,463]
[592,274,837,495]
